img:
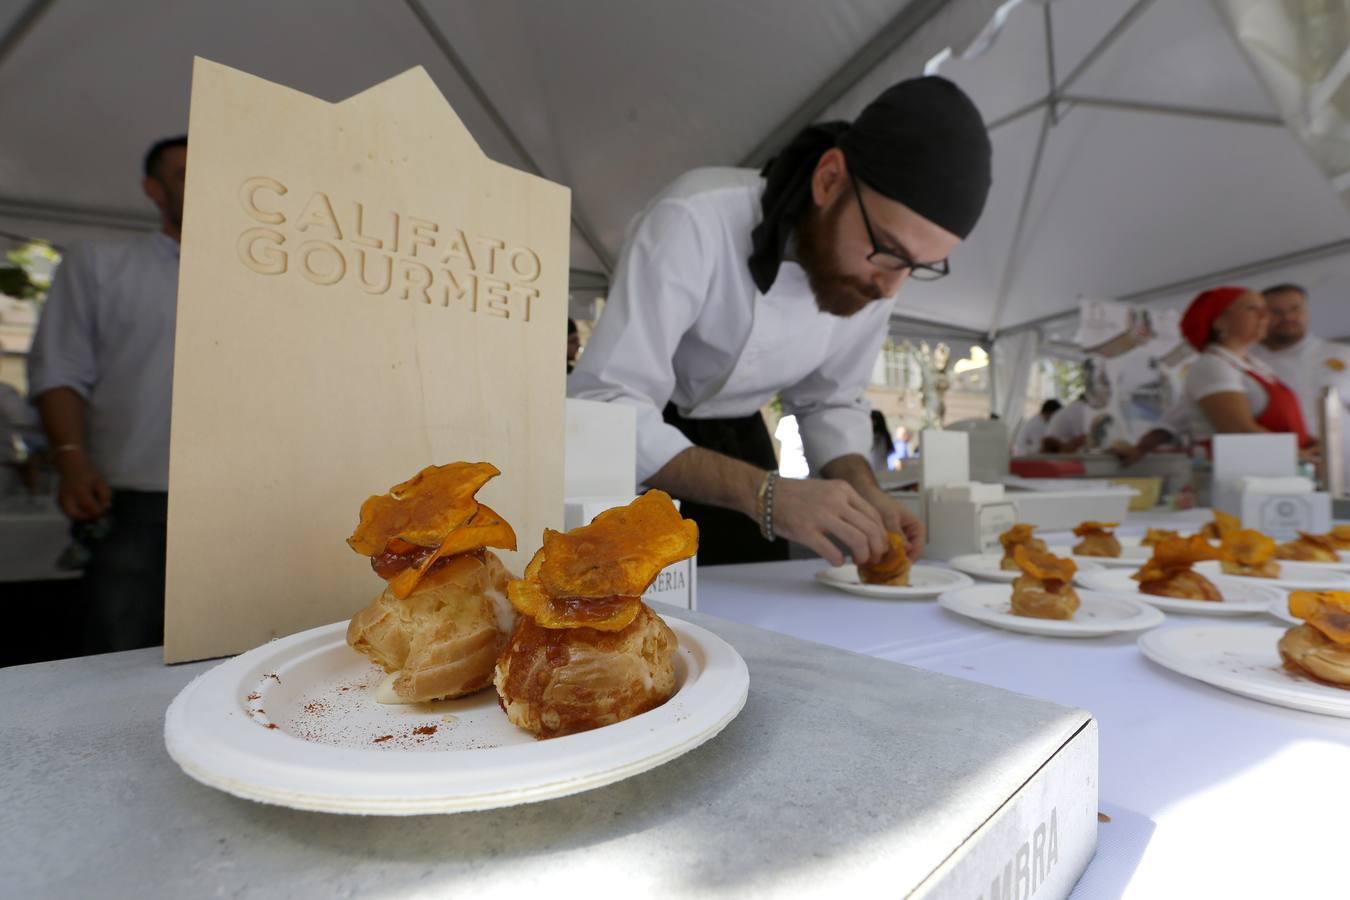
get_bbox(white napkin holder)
[1211,434,1330,539]
[920,431,1018,560]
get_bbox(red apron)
[1244,366,1311,447]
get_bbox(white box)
[564,398,636,498]
[926,498,1017,561]
[1234,491,1331,540]
[1005,484,1134,532]
[914,717,1098,898]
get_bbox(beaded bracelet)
[757,471,779,542]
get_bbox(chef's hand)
[771,477,889,567]
[856,483,925,559]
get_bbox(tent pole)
[738,0,952,168]
[1060,95,1283,127]
[999,237,1350,335]
[0,195,156,231]
[1042,4,1059,125]
[0,0,54,73]
[988,97,1048,132]
[1056,0,1156,94]
[401,0,615,274]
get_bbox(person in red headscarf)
[1180,286,1314,452]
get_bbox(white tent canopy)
[1,0,1347,342]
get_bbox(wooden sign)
[165,59,570,663]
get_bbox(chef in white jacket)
[569,77,992,565]
[1250,284,1350,477]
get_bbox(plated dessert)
[1278,591,1350,689]
[1132,535,1223,601]
[345,462,518,703]
[999,523,1047,571]
[1212,511,1281,579]
[344,462,699,739]
[499,489,697,738]
[1072,521,1121,558]
[857,532,911,587]
[1009,544,1079,620]
[1276,532,1340,563]
[1140,528,1180,547]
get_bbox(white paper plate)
[947,552,1104,584]
[815,563,974,599]
[1045,543,1150,567]
[164,617,749,815]
[1076,568,1281,616]
[1268,594,1299,625]
[936,584,1164,638]
[1193,560,1350,590]
[1270,551,1350,572]
[1138,624,1350,718]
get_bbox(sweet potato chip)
[1141,529,1180,547]
[1288,591,1350,645]
[1220,528,1277,566]
[1213,510,1241,539]
[1132,535,1223,583]
[858,531,910,583]
[1330,525,1350,549]
[1013,543,1077,584]
[1072,521,1119,537]
[386,503,516,599]
[348,462,499,555]
[999,524,1041,552]
[538,490,698,599]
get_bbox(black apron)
[662,403,790,566]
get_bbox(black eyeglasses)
[849,174,950,281]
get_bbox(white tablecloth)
[698,515,1350,899]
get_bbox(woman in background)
[1180,286,1312,453]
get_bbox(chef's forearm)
[646,446,765,519]
[820,453,879,493]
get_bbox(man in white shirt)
[570,78,992,565]
[1042,360,1115,453]
[1014,399,1061,456]
[27,135,185,653]
[1250,283,1350,476]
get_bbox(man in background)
[1250,283,1350,477]
[27,135,186,653]
[1014,398,1060,456]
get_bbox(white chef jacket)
[568,167,896,483]
[1183,346,1278,440]
[1250,336,1350,433]
[27,233,180,491]
[1252,335,1350,474]
[1014,413,1049,456]
[1044,399,1091,446]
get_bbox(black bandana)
[748,76,992,294]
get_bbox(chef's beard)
[795,199,882,318]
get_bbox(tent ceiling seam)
[1059,94,1283,127]
[1056,0,1156,96]
[1043,3,1059,125]
[0,0,55,73]
[999,236,1350,335]
[987,106,1053,339]
[737,0,953,169]
[401,0,615,275]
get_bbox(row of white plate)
[813,558,1350,721]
